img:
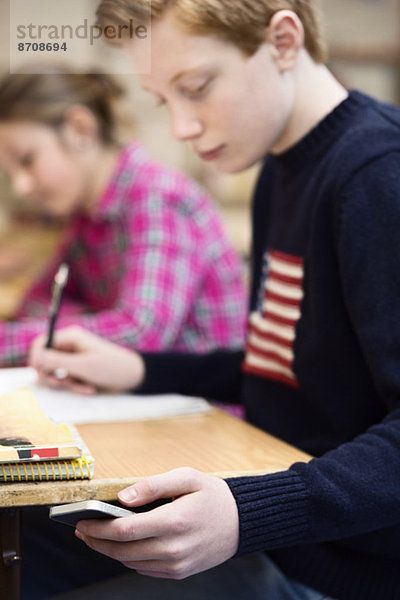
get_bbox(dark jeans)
[22,506,127,600]
[22,506,335,600]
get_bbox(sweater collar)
[271,90,371,171]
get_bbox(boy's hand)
[75,467,240,579]
[28,326,145,394]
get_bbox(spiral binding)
[0,454,93,482]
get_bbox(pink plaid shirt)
[1,143,247,366]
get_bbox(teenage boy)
[31,1,400,599]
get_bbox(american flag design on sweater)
[243,250,304,388]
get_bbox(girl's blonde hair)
[96,0,327,62]
[0,66,127,145]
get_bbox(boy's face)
[128,11,295,173]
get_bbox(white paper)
[0,367,211,424]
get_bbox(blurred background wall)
[0,0,399,257]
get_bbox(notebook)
[0,388,94,483]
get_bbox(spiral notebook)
[0,388,94,483]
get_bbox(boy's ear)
[266,10,304,71]
[62,105,99,150]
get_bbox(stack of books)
[0,388,94,482]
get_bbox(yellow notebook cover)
[0,388,94,482]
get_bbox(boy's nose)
[170,110,203,142]
[12,171,34,197]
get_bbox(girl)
[0,67,247,367]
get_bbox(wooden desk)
[0,408,311,599]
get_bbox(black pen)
[45,263,70,349]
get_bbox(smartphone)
[49,500,134,527]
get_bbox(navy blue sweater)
[140,91,400,599]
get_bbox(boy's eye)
[19,153,34,168]
[184,79,211,98]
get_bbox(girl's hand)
[29,325,145,394]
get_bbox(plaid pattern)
[2,143,247,366]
